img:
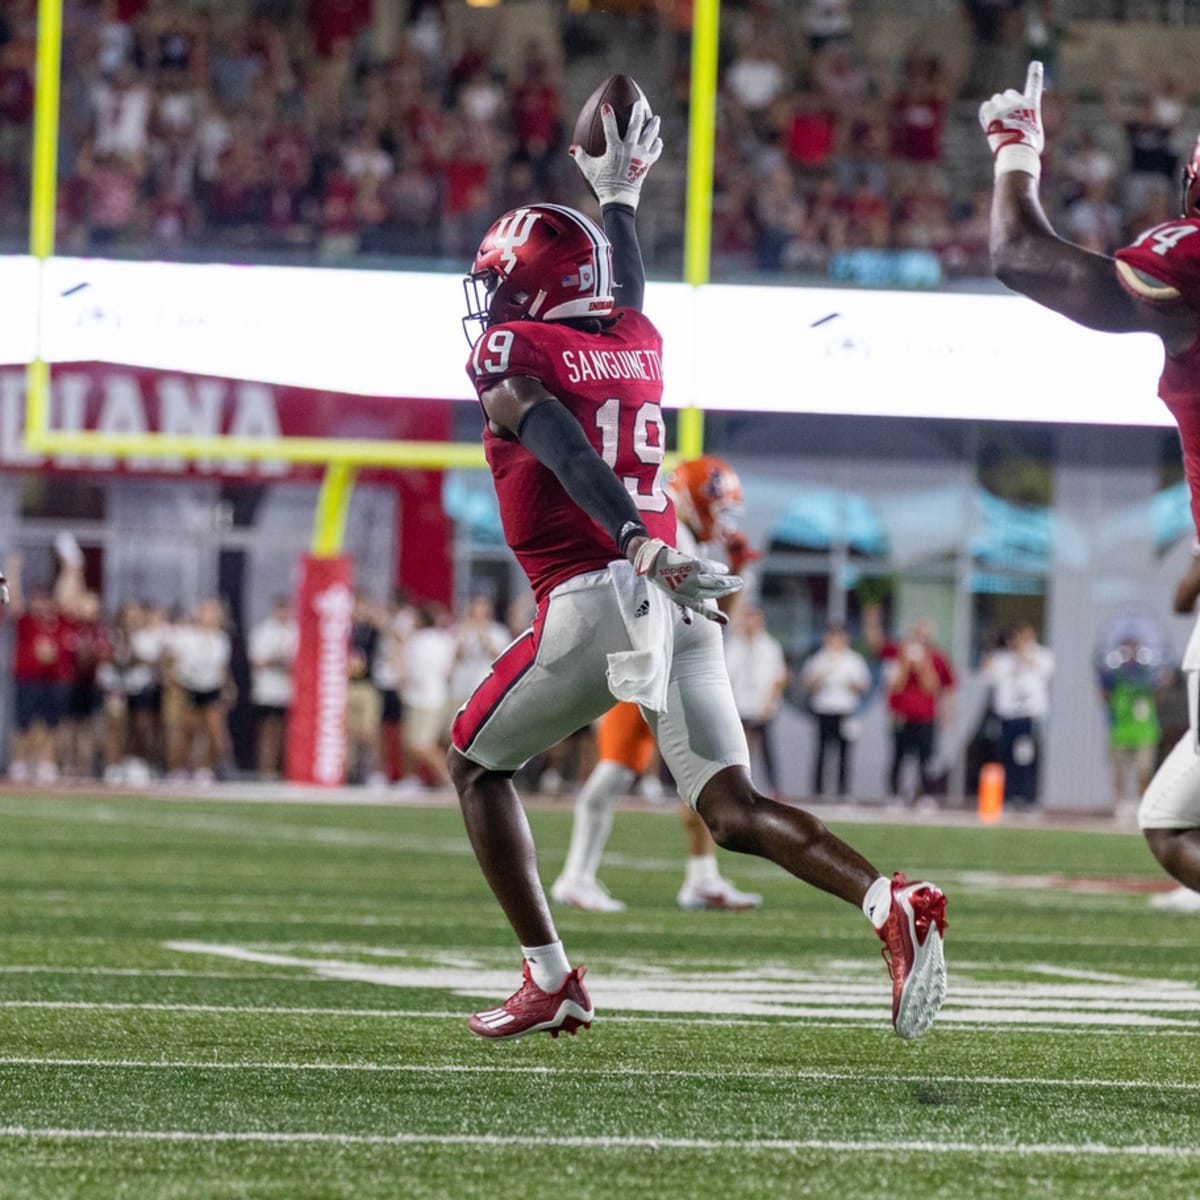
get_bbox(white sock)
[863,875,892,929]
[522,940,570,992]
[685,854,720,887]
[560,760,633,886]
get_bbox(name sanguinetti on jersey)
[560,348,664,384]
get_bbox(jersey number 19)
[594,396,668,513]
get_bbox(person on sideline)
[981,622,1054,810]
[248,596,297,780]
[725,603,789,798]
[800,621,872,798]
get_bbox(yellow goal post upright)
[21,0,719,553]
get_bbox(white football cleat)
[877,872,947,1040]
[550,877,627,913]
[1148,885,1200,913]
[677,877,763,912]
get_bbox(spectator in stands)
[1061,127,1119,207]
[941,186,992,278]
[783,85,838,176]
[724,34,790,134]
[1062,178,1124,255]
[893,176,952,254]
[1024,0,1069,90]
[839,175,890,249]
[805,0,853,56]
[248,596,297,780]
[752,161,809,271]
[306,0,372,62]
[166,597,233,783]
[961,0,1024,97]
[510,41,562,191]
[724,604,788,799]
[800,622,872,798]
[887,50,953,188]
[1124,179,1175,245]
[1107,78,1185,213]
[91,61,152,163]
[834,104,890,197]
[812,39,873,111]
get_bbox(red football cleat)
[469,962,594,1040]
[877,872,947,1040]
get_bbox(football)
[572,73,645,158]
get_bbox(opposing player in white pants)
[981,62,1200,907]
[551,456,764,914]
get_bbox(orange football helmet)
[667,455,744,543]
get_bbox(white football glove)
[632,537,743,625]
[979,60,1044,180]
[0,574,7,606]
[570,96,663,209]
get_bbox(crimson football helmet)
[462,203,615,343]
[1182,133,1200,217]
[668,456,745,543]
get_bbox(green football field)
[0,792,1196,1200]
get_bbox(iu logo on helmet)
[493,208,540,274]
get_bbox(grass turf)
[0,792,1195,1199]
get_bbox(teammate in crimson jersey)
[983,63,1200,911]
[449,91,947,1041]
[551,456,766,914]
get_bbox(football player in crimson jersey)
[449,93,947,1041]
[983,63,1200,911]
[551,456,766,914]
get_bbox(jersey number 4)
[595,396,668,513]
[1135,223,1199,257]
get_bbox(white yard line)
[0,999,1197,1037]
[0,966,314,980]
[0,1126,1196,1157]
[0,1056,1197,1092]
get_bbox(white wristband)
[595,186,640,209]
[994,143,1042,180]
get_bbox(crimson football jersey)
[465,309,677,601]
[1116,219,1200,532]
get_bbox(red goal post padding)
[287,553,353,786]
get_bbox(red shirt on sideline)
[879,640,954,724]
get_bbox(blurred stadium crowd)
[0,0,1198,281]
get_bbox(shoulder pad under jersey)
[1115,220,1200,306]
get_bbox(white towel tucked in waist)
[605,559,674,714]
